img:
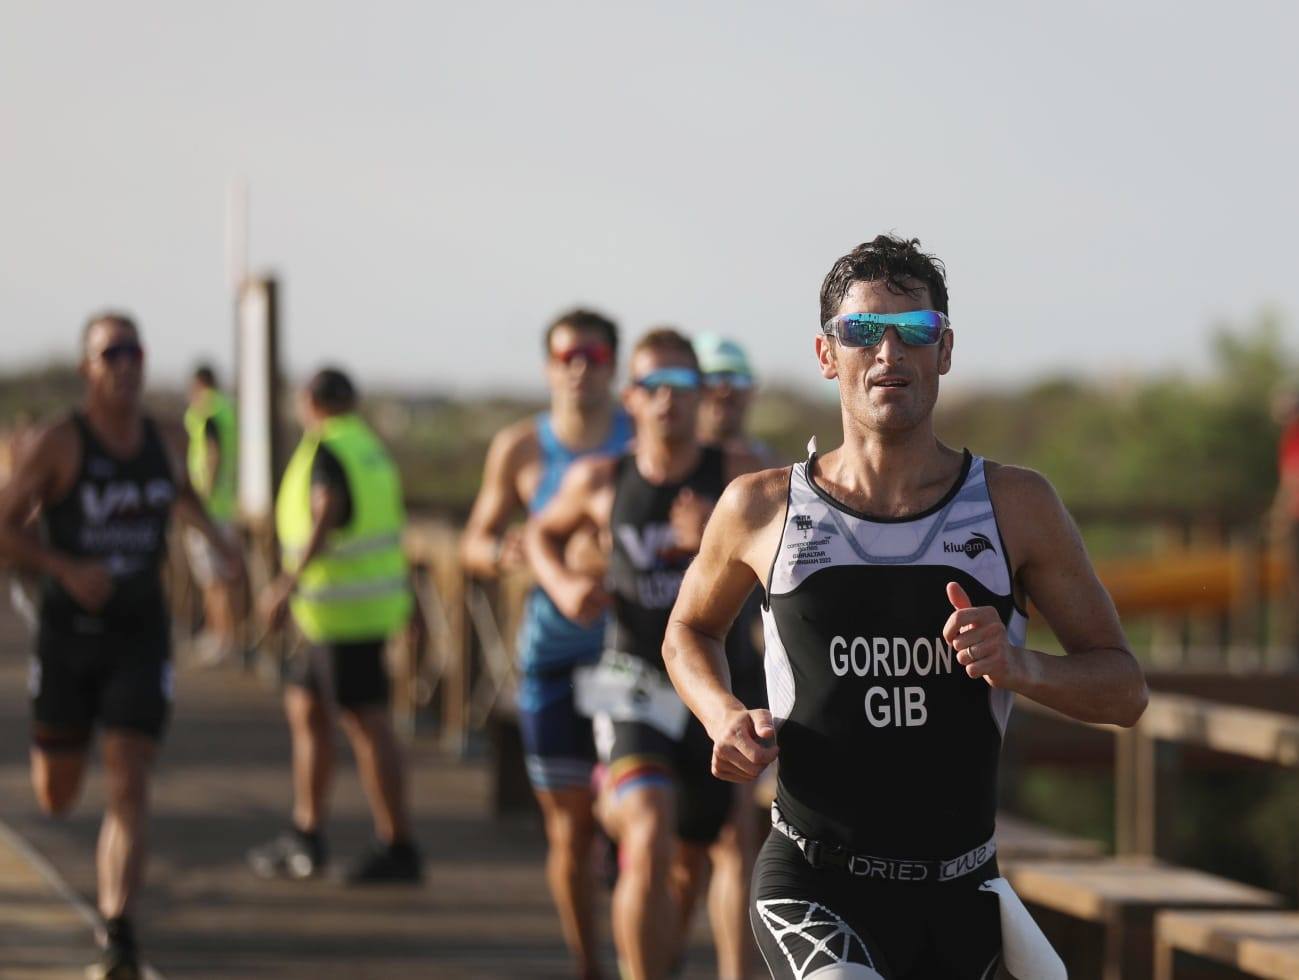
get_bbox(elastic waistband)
[771,803,996,884]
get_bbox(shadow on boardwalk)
[0,605,720,978]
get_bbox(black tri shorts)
[31,618,173,747]
[602,714,733,845]
[287,638,390,710]
[751,831,1002,979]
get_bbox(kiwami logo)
[944,531,996,560]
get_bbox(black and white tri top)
[41,413,176,633]
[606,447,727,673]
[762,447,1026,859]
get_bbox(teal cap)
[693,333,753,378]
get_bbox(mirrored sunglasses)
[633,367,701,392]
[821,310,950,348]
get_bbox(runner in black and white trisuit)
[0,312,245,980]
[527,328,761,980]
[663,236,1149,979]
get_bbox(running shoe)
[191,632,233,668]
[247,829,326,879]
[87,917,140,980]
[342,839,422,884]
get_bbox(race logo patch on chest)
[784,514,834,568]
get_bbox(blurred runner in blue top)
[461,308,630,980]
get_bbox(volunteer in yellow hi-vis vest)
[183,364,245,665]
[254,367,421,884]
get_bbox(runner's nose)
[874,325,907,366]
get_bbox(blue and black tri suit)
[516,410,632,790]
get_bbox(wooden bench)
[1004,858,1282,979]
[1155,910,1299,980]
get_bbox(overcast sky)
[3,1,1297,396]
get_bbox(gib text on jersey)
[762,449,1026,859]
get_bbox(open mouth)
[871,376,910,389]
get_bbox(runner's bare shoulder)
[478,415,543,501]
[14,416,82,506]
[561,453,620,495]
[984,460,1074,567]
[709,465,794,566]
[490,416,543,471]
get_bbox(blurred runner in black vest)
[0,312,245,980]
[527,328,761,980]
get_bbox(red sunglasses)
[551,343,613,368]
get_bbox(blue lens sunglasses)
[821,310,951,348]
[633,367,701,392]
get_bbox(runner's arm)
[0,422,114,610]
[664,472,783,781]
[0,423,73,578]
[523,456,611,624]
[669,445,767,555]
[460,423,530,578]
[974,465,1148,727]
[166,431,245,580]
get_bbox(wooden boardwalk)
[0,604,720,978]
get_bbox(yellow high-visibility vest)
[275,413,411,643]
[184,389,237,521]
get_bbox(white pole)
[226,178,248,293]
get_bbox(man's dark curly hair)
[819,235,949,327]
[543,308,619,358]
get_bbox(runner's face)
[546,324,616,412]
[624,347,700,446]
[82,320,145,409]
[700,378,751,442]
[816,279,952,434]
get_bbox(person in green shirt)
[182,365,243,665]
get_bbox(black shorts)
[31,620,172,746]
[751,832,1002,979]
[287,639,390,710]
[603,714,732,844]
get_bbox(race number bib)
[574,652,690,741]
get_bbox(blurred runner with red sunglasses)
[461,308,630,979]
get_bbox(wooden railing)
[1016,689,1299,861]
[401,520,529,753]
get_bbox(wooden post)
[440,547,470,757]
[1228,528,1263,668]
[235,275,286,678]
[1148,521,1186,668]
[1115,726,1156,857]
